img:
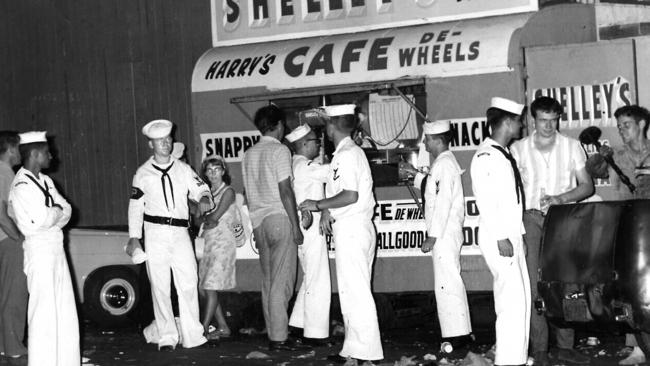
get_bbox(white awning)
[192,13,532,93]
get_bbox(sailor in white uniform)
[406,120,472,346]
[470,97,531,366]
[8,131,79,366]
[299,104,383,364]
[127,119,212,350]
[286,125,332,343]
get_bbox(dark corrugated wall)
[0,0,212,226]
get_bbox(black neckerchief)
[152,162,175,210]
[24,173,54,207]
[491,145,525,211]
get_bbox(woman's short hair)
[200,155,231,186]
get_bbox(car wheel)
[84,266,140,327]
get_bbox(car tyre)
[84,266,140,327]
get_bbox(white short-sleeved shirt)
[511,132,586,210]
[326,137,375,220]
[0,160,15,242]
[242,136,293,228]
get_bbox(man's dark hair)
[0,131,19,156]
[486,107,523,131]
[254,104,285,134]
[615,105,650,136]
[530,96,562,119]
[330,115,358,134]
[19,142,48,164]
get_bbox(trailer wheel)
[84,267,140,327]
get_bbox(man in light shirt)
[0,131,27,360]
[470,97,530,366]
[511,96,593,366]
[242,105,305,351]
[300,104,383,364]
[286,124,332,346]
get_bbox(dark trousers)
[524,211,574,354]
[0,236,28,356]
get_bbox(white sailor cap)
[142,119,173,139]
[321,104,356,117]
[286,125,311,143]
[491,97,525,115]
[423,120,450,135]
[171,142,185,159]
[19,131,47,145]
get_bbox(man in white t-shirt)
[511,96,593,366]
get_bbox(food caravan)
[190,3,650,299]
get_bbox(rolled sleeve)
[275,146,293,183]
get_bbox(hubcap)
[99,278,136,316]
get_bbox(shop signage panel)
[235,198,482,260]
[194,13,530,92]
[211,0,538,46]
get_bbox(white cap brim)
[321,104,356,117]
[491,97,525,115]
[286,125,311,143]
[19,131,47,144]
[142,119,173,139]
[423,120,450,135]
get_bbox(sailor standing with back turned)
[300,104,383,364]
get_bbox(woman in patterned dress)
[198,156,237,340]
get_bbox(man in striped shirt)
[242,104,304,351]
[511,96,593,366]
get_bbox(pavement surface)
[0,292,643,366]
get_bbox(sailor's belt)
[144,214,189,227]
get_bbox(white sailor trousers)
[333,217,383,361]
[479,234,531,366]
[432,233,472,338]
[144,223,206,348]
[24,239,79,366]
[289,212,332,338]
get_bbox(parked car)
[66,226,144,327]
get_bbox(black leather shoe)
[269,340,304,351]
[327,354,380,365]
[327,354,348,364]
[302,337,335,347]
[158,345,174,352]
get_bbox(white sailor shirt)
[470,138,525,241]
[128,157,210,238]
[424,150,465,241]
[326,137,375,221]
[293,155,329,204]
[9,167,71,241]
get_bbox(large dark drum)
[537,200,650,332]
